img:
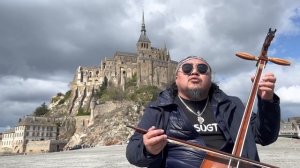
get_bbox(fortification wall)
[75,116,90,128]
[25,140,67,153]
[26,140,51,153]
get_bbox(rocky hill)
[46,85,159,149]
[65,101,144,148]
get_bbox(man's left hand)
[252,72,276,101]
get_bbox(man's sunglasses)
[181,63,209,75]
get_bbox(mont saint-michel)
[0,14,178,154]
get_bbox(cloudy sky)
[0,0,299,132]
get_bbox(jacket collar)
[149,84,231,108]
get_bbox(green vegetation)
[58,99,65,105]
[50,90,72,105]
[76,107,90,116]
[126,73,137,88]
[33,102,49,116]
[64,90,72,99]
[95,77,108,98]
[99,87,126,101]
[95,74,160,105]
[129,85,160,105]
[51,96,60,103]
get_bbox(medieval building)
[67,14,178,115]
[0,116,66,153]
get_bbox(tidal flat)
[0,137,299,168]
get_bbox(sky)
[0,0,300,132]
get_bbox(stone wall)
[25,140,67,153]
[75,116,90,128]
[26,140,51,153]
[93,101,119,116]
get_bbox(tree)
[33,102,49,116]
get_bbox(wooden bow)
[127,125,278,168]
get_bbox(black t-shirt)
[175,96,226,149]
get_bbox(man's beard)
[186,88,202,101]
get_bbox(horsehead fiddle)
[200,28,290,167]
[127,28,290,168]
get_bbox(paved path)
[0,137,299,168]
[257,137,300,168]
[0,145,135,168]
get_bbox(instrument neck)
[231,59,266,157]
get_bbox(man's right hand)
[143,126,168,155]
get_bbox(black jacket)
[126,85,280,167]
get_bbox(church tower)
[136,12,151,55]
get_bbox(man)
[126,56,280,168]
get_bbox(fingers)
[256,72,276,100]
[251,72,276,83]
[259,73,276,90]
[143,126,167,155]
[260,72,276,83]
[144,126,167,145]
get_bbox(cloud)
[266,58,300,103]
[277,86,300,103]
[219,58,300,118]
[0,0,136,78]
[0,76,69,101]
[0,76,69,127]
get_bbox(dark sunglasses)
[181,63,209,75]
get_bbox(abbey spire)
[141,12,146,35]
[137,12,151,51]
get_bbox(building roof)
[17,116,57,127]
[3,128,15,134]
[115,51,137,57]
[138,33,151,43]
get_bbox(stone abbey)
[68,14,178,115]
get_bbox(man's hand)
[252,72,276,101]
[143,126,167,155]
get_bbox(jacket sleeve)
[250,94,281,146]
[126,106,164,167]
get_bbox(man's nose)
[190,66,199,75]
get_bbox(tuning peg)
[268,57,291,66]
[236,52,291,66]
[235,52,258,61]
